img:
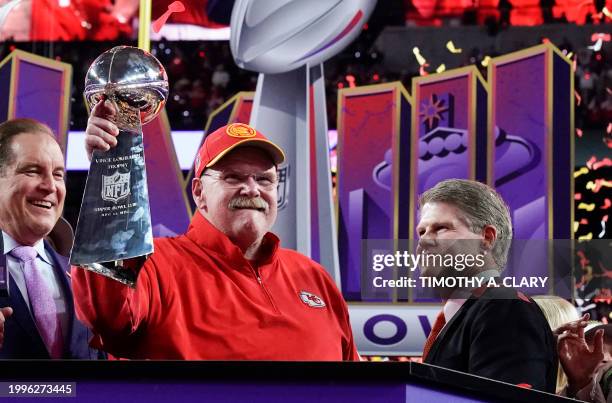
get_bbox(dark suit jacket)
[0,242,101,359]
[424,286,558,393]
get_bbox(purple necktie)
[10,246,63,359]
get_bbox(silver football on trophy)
[84,46,169,131]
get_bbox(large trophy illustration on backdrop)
[230,0,377,284]
[70,46,168,286]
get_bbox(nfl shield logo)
[299,291,326,308]
[276,164,290,211]
[102,171,131,203]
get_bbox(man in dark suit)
[0,118,100,359]
[417,179,557,392]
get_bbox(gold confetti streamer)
[446,41,462,54]
[412,47,427,66]
[574,167,589,178]
[578,202,596,211]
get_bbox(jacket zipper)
[251,268,280,313]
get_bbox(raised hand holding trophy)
[70,46,168,287]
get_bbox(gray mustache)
[228,196,269,211]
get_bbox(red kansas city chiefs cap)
[194,123,286,178]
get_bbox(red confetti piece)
[604,214,609,222]
[575,90,581,106]
[593,158,612,170]
[588,179,612,193]
[577,128,583,137]
[419,65,429,76]
[607,122,611,134]
[516,383,532,389]
[575,193,582,200]
[603,200,611,210]
[345,75,356,88]
[587,155,597,169]
[591,33,611,42]
[152,1,185,34]
[580,218,588,225]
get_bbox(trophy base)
[79,256,148,288]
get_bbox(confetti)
[574,221,580,232]
[481,56,491,67]
[152,1,185,34]
[599,221,606,238]
[575,90,582,106]
[590,33,611,42]
[607,122,611,134]
[586,179,612,193]
[586,155,597,169]
[345,75,356,88]
[436,64,446,73]
[575,193,582,200]
[578,202,596,211]
[419,65,429,76]
[574,167,589,177]
[604,6,612,18]
[593,158,612,170]
[579,232,593,241]
[580,218,589,225]
[446,41,462,54]
[602,199,611,209]
[566,51,574,59]
[412,47,427,66]
[577,128,583,137]
[607,88,612,95]
[588,38,603,52]
[604,215,609,222]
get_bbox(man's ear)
[481,225,498,251]
[192,177,206,210]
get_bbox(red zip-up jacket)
[71,212,359,360]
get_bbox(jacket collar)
[186,211,280,267]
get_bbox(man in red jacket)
[72,100,359,360]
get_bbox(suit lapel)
[426,299,475,362]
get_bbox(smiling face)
[0,132,66,246]
[192,147,278,254]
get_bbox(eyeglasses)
[202,171,278,191]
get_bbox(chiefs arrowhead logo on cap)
[193,123,286,178]
[299,291,326,308]
[226,123,256,138]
